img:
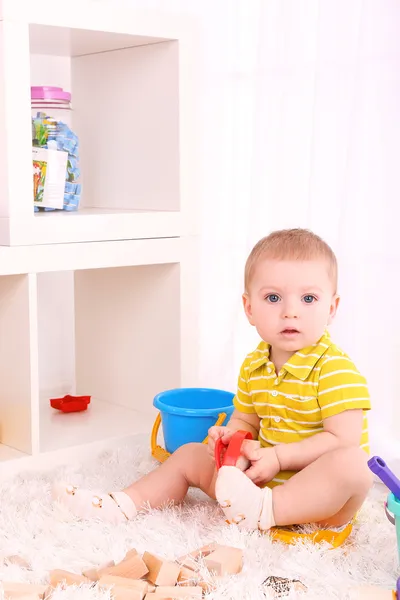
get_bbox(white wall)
[37,272,76,399]
[192,0,400,469]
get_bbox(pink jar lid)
[31,86,71,102]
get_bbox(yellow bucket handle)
[151,411,227,463]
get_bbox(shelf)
[10,209,181,246]
[0,444,27,462]
[0,237,199,461]
[29,25,168,57]
[0,5,198,246]
[40,398,154,453]
[36,264,180,453]
[0,274,38,456]
[0,1,200,467]
[1,1,189,40]
[0,237,182,276]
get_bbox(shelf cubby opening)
[37,263,180,452]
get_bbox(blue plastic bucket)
[153,387,235,454]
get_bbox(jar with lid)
[31,86,81,212]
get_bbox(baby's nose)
[282,304,299,318]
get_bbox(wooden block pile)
[0,543,243,600]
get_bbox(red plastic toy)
[50,394,91,413]
[214,430,253,469]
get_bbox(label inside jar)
[33,147,68,209]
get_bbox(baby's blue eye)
[266,294,280,303]
[303,295,316,303]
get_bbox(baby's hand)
[241,443,281,485]
[235,439,261,472]
[207,426,235,460]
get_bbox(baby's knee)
[172,442,209,470]
[172,442,215,492]
[330,446,373,492]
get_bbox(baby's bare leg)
[214,446,372,533]
[272,447,373,528]
[53,443,217,523]
[124,442,217,509]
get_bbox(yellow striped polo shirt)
[233,331,371,488]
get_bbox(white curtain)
[127,0,400,466]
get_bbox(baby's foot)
[52,482,137,524]
[215,466,275,532]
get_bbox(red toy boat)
[50,394,91,413]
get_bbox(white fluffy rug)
[0,434,399,600]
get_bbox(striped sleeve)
[317,355,371,419]
[233,360,256,414]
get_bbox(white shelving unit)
[0,0,199,246]
[0,1,200,471]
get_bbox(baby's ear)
[242,293,255,326]
[328,294,340,324]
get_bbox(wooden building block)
[99,559,116,570]
[153,586,202,598]
[83,559,116,581]
[177,565,212,593]
[43,586,53,600]
[177,566,198,585]
[1,582,47,599]
[145,587,202,599]
[4,595,42,600]
[109,586,144,600]
[198,578,218,594]
[142,552,180,587]
[99,574,148,597]
[81,568,99,581]
[49,570,90,588]
[99,553,149,580]
[204,546,242,576]
[4,556,32,570]
[177,543,217,571]
[176,557,200,573]
[124,549,138,559]
[187,543,218,560]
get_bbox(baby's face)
[243,258,338,352]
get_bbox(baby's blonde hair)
[244,228,338,292]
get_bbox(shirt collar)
[284,331,332,380]
[248,331,332,380]
[247,341,270,374]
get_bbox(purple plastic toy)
[368,456,400,498]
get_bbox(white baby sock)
[215,466,275,532]
[52,482,137,524]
